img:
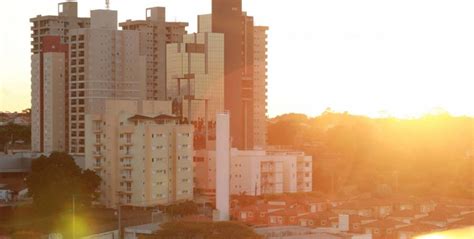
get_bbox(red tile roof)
[296,211,337,220]
[349,214,375,223]
[363,219,408,229]
[397,223,440,233]
[389,209,426,218]
[268,207,308,217]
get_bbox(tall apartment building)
[211,0,256,149]
[30,1,90,153]
[253,26,269,149]
[194,149,312,197]
[30,2,90,54]
[205,0,269,150]
[85,100,193,208]
[166,32,224,123]
[120,7,188,100]
[68,9,146,155]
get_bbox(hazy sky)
[1,0,473,118]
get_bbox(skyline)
[1,0,474,118]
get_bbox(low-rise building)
[85,100,193,208]
[194,149,312,198]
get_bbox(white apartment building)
[68,9,147,155]
[194,149,312,197]
[85,100,193,208]
[253,26,269,149]
[30,1,90,153]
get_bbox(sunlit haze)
[1,0,473,118]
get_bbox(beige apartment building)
[194,149,312,197]
[85,100,193,208]
[120,7,188,100]
[30,1,90,153]
[166,31,224,123]
[253,26,269,149]
[68,9,147,155]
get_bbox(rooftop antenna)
[105,0,110,9]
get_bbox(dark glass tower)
[212,0,254,149]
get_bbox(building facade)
[120,7,188,101]
[212,0,255,149]
[85,100,193,208]
[166,32,224,123]
[68,9,146,155]
[30,1,90,153]
[253,26,269,149]
[194,149,312,197]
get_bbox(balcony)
[121,152,133,159]
[121,164,132,170]
[122,141,133,146]
[261,178,275,184]
[93,163,102,170]
[261,166,274,173]
[92,151,102,157]
[119,187,133,195]
[121,175,133,182]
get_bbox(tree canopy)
[25,152,101,215]
[0,123,30,151]
[163,200,199,218]
[268,112,474,198]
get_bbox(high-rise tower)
[68,9,146,155]
[212,0,255,149]
[30,1,90,153]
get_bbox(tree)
[25,152,101,215]
[267,111,474,198]
[10,231,44,239]
[163,200,199,218]
[0,123,30,151]
[142,221,262,239]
